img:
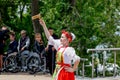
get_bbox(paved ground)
[0,72,120,80]
[76,76,120,80]
[0,72,52,80]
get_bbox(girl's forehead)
[61,34,65,37]
[61,34,67,38]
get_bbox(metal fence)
[87,48,120,78]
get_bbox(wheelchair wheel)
[4,55,18,73]
[39,57,46,73]
[27,56,41,74]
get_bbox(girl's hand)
[64,66,75,72]
[39,19,45,27]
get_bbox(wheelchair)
[3,52,18,73]
[3,50,30,72]
[3,50,47,74]
[27,50,47,74]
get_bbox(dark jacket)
[17,36,30,51]
[7,40,18,54]
[0,29,9,54]
[33,40,45,54]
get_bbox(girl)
[39,19,80,80]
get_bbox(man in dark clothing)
[45,28,58,75]
[17,30,30,52]
[0,26,9,72]
[17,30,30,71]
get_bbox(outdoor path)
[0,72,120,80]
[76,76,120,80]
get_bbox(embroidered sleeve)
[67,47,80,63]
[48,36,61,50]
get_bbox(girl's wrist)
[72,67,76,72]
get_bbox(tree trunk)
[70,0,76,6]
[31,0,42,33]
[0,12,2,26]
[20,2,26,22]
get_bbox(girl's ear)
[68,38,72,43]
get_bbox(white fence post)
[114,51,116,77]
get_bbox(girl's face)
[60,34,69,46]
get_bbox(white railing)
[75,58,88,78]
[87,48,120,78]
[80,58,88,78]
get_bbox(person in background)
[33,33,45,59]
[39,19,80,80]
[45,27,58,75]
[94,54,100,77]
[17,30,30,71]
[17,30,30,52]
[0,26,9,73]
[7,31,18,56]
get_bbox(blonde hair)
[35,33,43,44]
[35,33,41,38]
[21,30,26,34]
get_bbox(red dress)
[57,63,75,80]
[52,46,75,80]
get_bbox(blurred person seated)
[17,30,30,70]
[17,30,30,52]
[33,33,45,58]
[6,31,18,56]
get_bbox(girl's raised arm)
[39,19,61,50]
[39,19,51,40]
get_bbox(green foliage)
[1,0,120,77]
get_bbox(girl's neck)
[62,44,69,47]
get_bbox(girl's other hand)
[64,66,75,72]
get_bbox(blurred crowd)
[0,26,58,75]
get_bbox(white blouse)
[49,36,80,64]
